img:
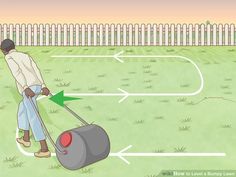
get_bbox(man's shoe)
[34,150,51,158]
[16,137,31,147]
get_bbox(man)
[1,39,51,158]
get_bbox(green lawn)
[0,46,236,177]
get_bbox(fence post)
[75,24,80,46]
[33,24,38,46]
[51,24,56,46]
[111,24,115,46]
[27,24,32,46]
[63,24,68,46]
[153,24,157,46]
[134,24,139,46]
[195,24,199,46]
[9,24,14,41]
[15,24,20,46]
[230,24,235,46]
[117,24,121,46]
[69,24,74,46]
[39,24,44,46]
[3,24,8,40]
[218,24,223,46]
[81,24,86,46]
[200,24,205,46]
[176,24,181,46]
[93,24,97,46]
[224,24,229,46]
[207,24,211,46]
[212,24,217,46]
[170,24,175,46]
[159,24,163,46]
[164,24,169,46]
[141,24,145,46]
[57,24,61,46]
[99,24,103,46]
[87,24,92,46]
[21,24,26,46]
[128,24,133,46]
[147,24,151,46]
[182,24,187,46]
[105,24,109,46]
[188,24,193,46]
[45,24,50,46]
[123,24,127,46]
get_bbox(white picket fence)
[0,24,235,46]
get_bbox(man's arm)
[30,56,46,88]
[30,56,50,96]
[6,57,28,90]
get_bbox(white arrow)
[50,51,204,103]
[109,145,226,165]
[16,128,226,164]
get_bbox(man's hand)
[24,88,35,98]
[42,87,50,96]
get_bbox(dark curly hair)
[1,39,15,53]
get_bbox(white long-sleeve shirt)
[5,49,46,94]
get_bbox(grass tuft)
[3,156,17,163]
[134,120,144,124]
[134,99,144,104]
[177,97,187,102]
[153,149,165,153]
[64,70,72,74]
[9,161,24,168]
[84,106,93,111]
[174,146,186,152]
[81,168,93,174]
[181,117,192,123]
[166,49,175,52]
[107,117,118,121]
[49,109,60,114]
[221,124,232,129]
[49,164,62,169]
[179,126,190,131]
[56,82,71,87]
[159,99,170,103]
[154,116,164,120]
[180,84,190,88]
[54,78,63,82]
[221,85,230,89]
[97,74,106,78]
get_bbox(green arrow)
[49,90,82,107]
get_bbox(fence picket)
[213,24,217,46]
[159,24,163,46]
[51,24,56,46]
[153,24,157,46]
[93,24,97,46]
[117,24,121,46]
[111,24,115,46]
[230,24,235,46]
[75,24,80,46]
[15,24,20,46]
[69,24,74,46]
[182,24,187,46]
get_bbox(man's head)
[1,39,15,55]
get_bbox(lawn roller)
[28,94,110,170]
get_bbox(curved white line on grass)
[16,132,226,164]
[40,55,204,103]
